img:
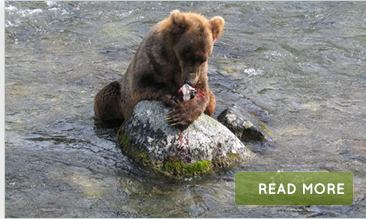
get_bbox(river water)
[5,1,366,217]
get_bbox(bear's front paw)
[161,93,180,106]
[165,102,201,128]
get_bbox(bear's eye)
[182,52,206,64]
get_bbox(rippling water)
[5,1,366,217]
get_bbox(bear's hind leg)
[94,81,125,121]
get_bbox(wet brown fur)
[94,10,224,128]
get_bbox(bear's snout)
[183,71,198,87]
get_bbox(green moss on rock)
[259,122,273,138]
[212,152,244,168]
[161,158,212,177]
[118,129,151,166]
[227,152,241,162]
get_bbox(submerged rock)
[217,105,274,153]
[118,101,253,179]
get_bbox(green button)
[235,172,353,205]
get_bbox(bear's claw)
[165,108,193,128]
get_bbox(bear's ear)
[170,10,187,34]
[210,16,225,40]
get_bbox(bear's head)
[167,10,225,87]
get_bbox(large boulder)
[118,101,253,179]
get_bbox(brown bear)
[94,10,225,128]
